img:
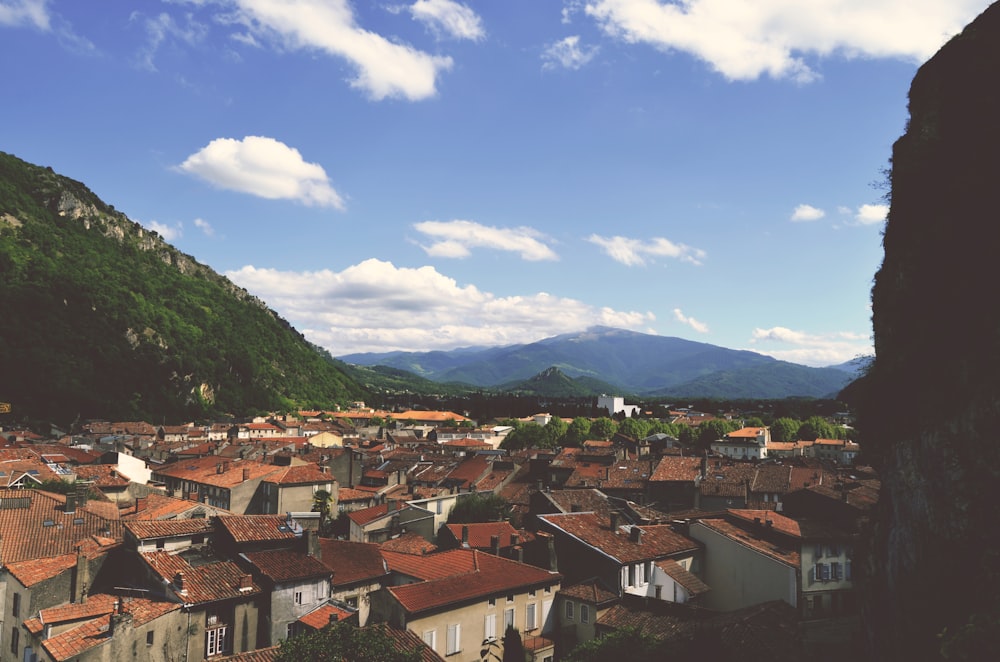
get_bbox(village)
[0,396,872,662]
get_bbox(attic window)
[73,517,85,525]
[43,519,55,527]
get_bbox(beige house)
[374,548,562,661]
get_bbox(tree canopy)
[275,622,423,662]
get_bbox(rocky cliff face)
[861,3,1000,659]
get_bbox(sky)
[1,0,993,367]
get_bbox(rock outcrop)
[861,2,1000,660]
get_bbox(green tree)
[312,489,332,534]
[447,492,510,523]
[616,417,651,440]
[696,419,739,448]
[543,416,568,447]
[563,417,591,447]
[275,622,423,662]
[590,417,617,440]
[797,415,837,441]
[502,626,525,662]
[770,417,801,442]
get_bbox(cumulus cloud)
[542,35,599,70]
[855,203,888,224]
[178,136,345,209]
[583,0,988,82]
[193,218,215,236]
[791,204,825,221]
[231,0,452,101]
[410,0,485,41]
[674,308,709,333]
[0,0,50,29]
[749,325,872,366]
[147,220,183,241]
[226,258,655,354]
[413,220,558,261]
[588,234,706,266]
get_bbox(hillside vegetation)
[0,151,366,424]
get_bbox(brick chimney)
[631,526,643,544]
[491,534,500,556]
[461,525,470,548]
[174,572,187,595]
[242,467,250,482]
[238,574,253,591]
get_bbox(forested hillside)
[0,151,366,424]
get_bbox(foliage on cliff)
[0,151,366,424]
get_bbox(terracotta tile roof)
[726,509,804,538]
[559,578,619,605]
[124,518,213,540]
[392,410,471,423]
[207,646,281,662]
[727,427,766,439]
[0,490,121,564]
[347,501,411,526]
[297,603,355,630]
[382,548,477,581]
[244,549,332,583]
[444,455,490,488]
[153,456,280,488]
[370,624,446,662]
[142,550,261,603]
[37,594,180,662]
[216,514,302,543]
[386,550,560,614]
[71,464,131,488]
[475,468,513,491]
[123,492,227,520]
[5,552,77,586]
[379,531,438,555]
[537,512,699,564]
[444,521,530,550]
[538,488,613,518]
[694,518,800,568]
[751,465,792,494]
[262,463,332,485]
[317,538,388,586]
[650,456,702,482]
[655,558,710,596]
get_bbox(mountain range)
[340,326,859,400]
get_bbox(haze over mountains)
[340,326,858,399]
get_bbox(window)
[814,544,823,558]
[832,562,842,581]
[446,623,461,655]
[11,593,19,618]
[147,631,155,646]
[628,564,636,587]
[316,581,328,600]
[580,604,590,624]
[484,613,496,642]
[506,593,514,603]
[156,539,166,549]
[565,601,575,621]
[846,558,853,581]
[206,626,227,657]
[10,626,19,655]
[815,563,830,582]
[294,591,303,605]
[504,607,515,630]
[422,629,436,650]
[529,589,536,597]
[488,597,496,607]
[346,595,358,608]
[526,603,536,631]
[287,623,298,639]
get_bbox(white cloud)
[178,136,345,209]
[583,0,989,82]
[414,220,558,261]
[147,220,183,241]
[193,218,215,236]
[410,0,485,41]
[0,0,50,30]
[855,203,888,224]
[749,325,872,366]
[588,234,706,266]
[232,0,453,101]
[673,308,709,333]
[542,35,599,70]
[225,258,655,354]
[132,11,208,71]
[791,203,825,221]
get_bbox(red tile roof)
[443,521,531,550]
[559,578,619,605]
[650,456,703,482]
[296,604,355,630]
[153,456,280,488]
[379,531,438,555]
[5,552,77,586]
[216,514,301,543]
[142,550,261,603]
[386,550,560,614]
[655,558,710,596]
[317,538,388,586]
[0,490,121,565]
[262,464,332,485]
[244,549,332,583]
[125,518,213,540]
[537,512,699,564]
[694,518,800,568]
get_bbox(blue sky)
[1,1,991,366]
